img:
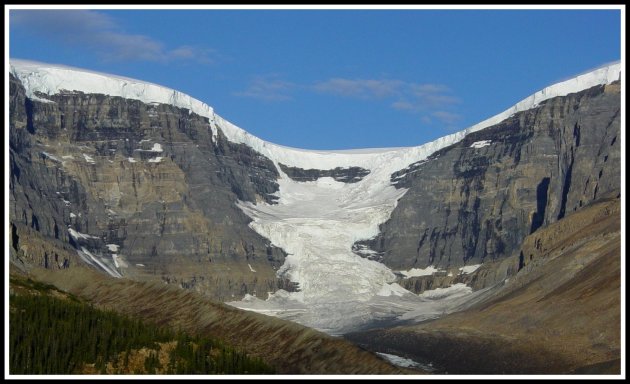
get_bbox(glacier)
[10,59,621,334]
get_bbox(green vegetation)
[10,290,274,374]
[10,276,80,301]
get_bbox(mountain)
[9,60,621,336]
[366,73,621,271]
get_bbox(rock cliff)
[357,81,620,271]
[9,73,289,300]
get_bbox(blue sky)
[8,7,622,150]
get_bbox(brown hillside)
[347,197,621,374]
[26,266,408,374]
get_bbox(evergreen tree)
[10,290,275,375]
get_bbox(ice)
[112,254,128,269]
[377,283,413,297]
[106,244,119,252]
[459,264,482,274]
[399,266,444,278]
[68,227,99,240]
[469,140,492,148]
[82,153,95,164]
[419,283,472,300]
[41,151,61,162]
[29,94,55,104]
[354,245,379,256]
[376,352,434,371]
[231,169,470,333]
[76,246,121,278]
[10,59,219,140]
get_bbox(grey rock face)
[9,70,621,302]
[9,74,286,300]
[279,163,370,183]
[357,82,621,270]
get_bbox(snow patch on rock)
[470,140,492,149]
[399,266,445,278]
[459,264,482,274]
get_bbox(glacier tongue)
[229,161,476,333]
[231,171,407,332]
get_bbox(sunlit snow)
[68,227,99,240]
[399,266,445,278]
[469,140,492,148]
[459,264,482,274]
[82,153,95,164]
[76,246,121,278]
[106,244,120,252]
[41,151,61,162]
[419,283,472,300]
[376,352,435,371]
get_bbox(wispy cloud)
[233,73,463,129]
[233,75,295,101]
[432,111,462,125]
[313,78,403,99]
[11,10,217,64]
[313,77,461,128]
[410,84,460,109]
[388,83,460,113]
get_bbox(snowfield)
[376,352,436,372]
[11,59,621,334]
